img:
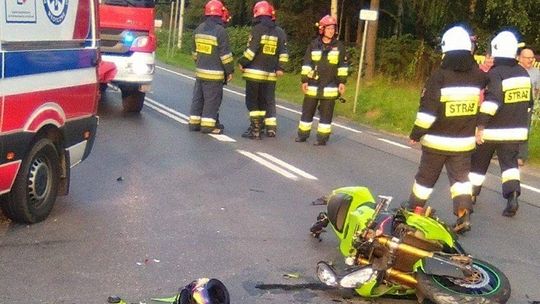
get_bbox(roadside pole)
[177,0,185,49]
[166,1,175,56]
[353,9,378,113]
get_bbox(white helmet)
[491,31,518,59]
[441,26,472,53]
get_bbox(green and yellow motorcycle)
[310,186,511,304]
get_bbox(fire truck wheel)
[1,138,60,223]
[121,88,145,113]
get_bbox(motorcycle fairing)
[403,211,455,248]
[330,187,376,257]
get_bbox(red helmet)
[205,0,224,17]
[318,15,337,35]
[222,7,231,23]
[253,1,275,20]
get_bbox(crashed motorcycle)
[310,186,511,304]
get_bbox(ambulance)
[0,0,100,223]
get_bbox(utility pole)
[331,0,338,18]
[176,0,186,49]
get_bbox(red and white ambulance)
[0,0,100,223]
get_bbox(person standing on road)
[517,47,540,166]
[238,1,288,140]
[406,26,488,234]
[188,0,234,134]
[469,31,533,218]
[295,15,348,146]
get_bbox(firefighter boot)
[314,133,328,146]
[502,192,519,217]
[453,209,471,234]
[242,117,262,140]
[189,124,201,132]
[295,130,309,142]
[266,126,277,137]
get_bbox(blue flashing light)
[123,31,135,46]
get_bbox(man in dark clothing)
[295,15,348,146]
[407,26,488,234]
[188,0,234,134]
[238,1,288,139]
[469,31,533,217]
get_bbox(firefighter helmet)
[253,1,275,19]
[177,278,230,304]
[317,15,337,35]
[204,0,225,17]
[222,7,231,23]
[491,31,518,58]
[440,26,472,53]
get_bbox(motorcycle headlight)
[316,262,338,287]
[339,267,376,288]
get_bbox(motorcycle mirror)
[339,266,376,288]
[316,262,339,287]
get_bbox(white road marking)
[256,152,318,180]
[237,150,299,180]
[146,97,189,120]
[377,138,411,149]
[520,183,540,194]
[209,134,237,142]
[144,102,188,124]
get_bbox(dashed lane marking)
[257,152,318,180]
[237,150,299,180]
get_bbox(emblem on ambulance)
[43,0,68,25]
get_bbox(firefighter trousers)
[245,80,277,131]
[469,142,520,199]
[189,80,223,131]
[409,151,473,215]
[297,97,336,143]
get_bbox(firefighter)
[406,26,488,234]
[188,0,234,134]
[295,15,348,146]
[238,1,288,139]
[469,30,533,217]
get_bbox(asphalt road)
[1,63,540,304]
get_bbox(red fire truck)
[1,0,100,223]
[99,0,156,112]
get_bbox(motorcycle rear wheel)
[416,259,511,304]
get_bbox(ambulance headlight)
[130,62,153,75]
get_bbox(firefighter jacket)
[478,58,533,143]
[300,37,348,100]
[410,60,488,155]
[238,16,288,83]
[192,16,234,82]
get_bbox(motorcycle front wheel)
[416,259,511,304]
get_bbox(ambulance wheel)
[121,88,145,113]
[1,138,60,223]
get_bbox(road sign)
[359,9,378,21]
